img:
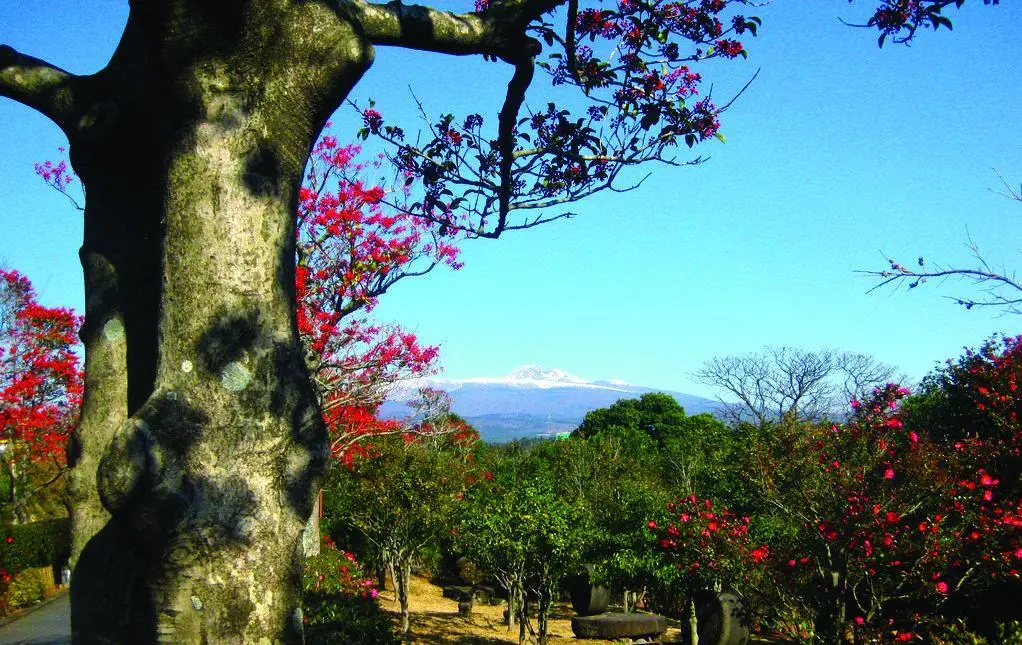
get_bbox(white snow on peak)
[506,364,587,384]
[385,365,635,397]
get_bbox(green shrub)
[302,536,396,644]
[0,518,71,576]
[0,569,11,617]
[6,567,50,609]
[302,592,397,644]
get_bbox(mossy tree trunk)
[1,0,548,641]
[4,2,374,641]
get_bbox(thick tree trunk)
[62,3,373,642]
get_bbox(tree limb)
[493,50,536,236]
[342,0,560,56]
[0,45,82,131]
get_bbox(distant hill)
[379,365,719,443]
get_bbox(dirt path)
[378,574,686,644]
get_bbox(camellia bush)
[302,535,396,645]
[645,494,767,642]
[743,363,1022,643]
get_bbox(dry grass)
[377,574,686,644]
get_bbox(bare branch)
[694,346,896,426]
[990,168,1022,202]
[860,252,1022,314]
[861,170,1022,314]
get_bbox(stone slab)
[571,612,668,640]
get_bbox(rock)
[571,612,668,640]
[473,584,499,605]
[442,585,474,602]
[677,591,751,645]
[567,565,611,616]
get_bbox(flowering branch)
[352,0,757,239]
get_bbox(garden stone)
[570,612,667,640]
[671,591,750,645]
[567,565,611,616]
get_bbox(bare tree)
[861,170,1022,313]
[694,347,897,427]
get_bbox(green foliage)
[573,392,688,446]
[458,450,588,640]
[6,566,50,609]
[324,437,468,562]
[0,518,70,576]
[301,536,396,644]
[460,452,588,587]
[302,593,397,645]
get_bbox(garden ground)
[378,573,692,644]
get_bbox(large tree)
[0,0,986,642]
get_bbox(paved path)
[0,593,70,645]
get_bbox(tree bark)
[1,0,549,641]
[688,597,699,645]
[52,2,372,642]
[391,560,412,633]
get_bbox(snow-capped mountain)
[380,365,718,443]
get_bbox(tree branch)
[342,0,561,56]
[0,45,82,130]
[494,50,536,236]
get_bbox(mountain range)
[379,365,720,443]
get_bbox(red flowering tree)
[749,374,1022,643]
[646,495,766,644]
[294,135,466,462]
[899,335,1022,634]
[0,269,82,524]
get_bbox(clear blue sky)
[1,1,1019,399]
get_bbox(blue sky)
[1,1,1019,399]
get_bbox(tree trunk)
[61,3,373,642]
[537,585,552,645]
[504,579,523,632]
[391,559,412,633]
[518,595,528,645]
[688,597,699,645]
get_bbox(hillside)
[381,365,719,442]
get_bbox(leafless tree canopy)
[693,346,899,427]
